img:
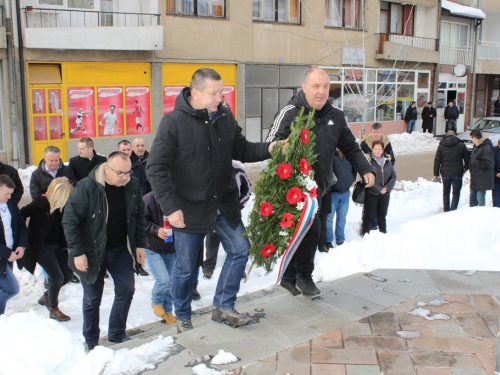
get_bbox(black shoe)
[38,292,50,310]
[108,335,131,344]
[177,319,193,333]
[280,278,301,296]
[193,282,201,301]
[71,274,80,283]
[296,273,322,299]
[336,242,344,246]
[203,270,213,280]
[85,342,97,352]
[242,271,247,279]
[44,278,50,289]
[136,264,149,276]
[318,244,329,253]
[327,242,334,249]
[104,272,109,278]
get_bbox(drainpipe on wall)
[433,0,442,137]
[15,0,28,166]
[469,18,481,129]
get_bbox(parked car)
[458,117,500,152]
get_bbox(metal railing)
[376,33,438,54]
[439,46,472,66]
[478,41,500,61]
[22,7,160,28]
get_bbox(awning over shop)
[441,0,486,20]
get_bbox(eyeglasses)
[106,165,132,177]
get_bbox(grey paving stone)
[320,288,386,317]
[451,369,487,375]
[236,361,277,375]
[427,270,492,294]
[431,323,465,338]
[476,271,500,295]
[346,364,382,374]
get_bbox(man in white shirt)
[99,105,119,135]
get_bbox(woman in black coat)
[21,177,74,321]
[422,102,437,134]
[362,140,397,235]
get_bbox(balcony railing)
[376,33,438,54]
[439,46,472,66]
[478,41,500,61]
[22,7,160,28]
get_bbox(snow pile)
[211,350,239,365]
[396,331,423,339]
[192,364,232,375]
[442,0,485,20]
[408,307,450,321]
[18,165,36,196]
[388,132,439,155]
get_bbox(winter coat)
[131,159,149,197]
[404,106,417,123]
[0,163,24,205]
[266,90,374,198]
[30,159,76,199]
[494,145,500,180]
[366,154,397,196]
[232,161,252,207]
[360,134,396,165]
[131,150,150,169]
[422,106,437,130]
[331,151,356,194]
[494,100,500,116]
[68,150,107,182]
[62,162,147,285]
[143,191,174,254]
[0,199,28,278]
[433,135,470,177]
[147,87,270,234]
[469,137,495,191]
[20,196,66,275]
[444,105,459,121]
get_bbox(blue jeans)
[326,191,350,244]
[470,189,486,207]
[145,249,176,314]
[173,213,249,320]
[407,120,416,134]
[0,263,19,314]
[442,175,463,212]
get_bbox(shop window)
[325,0,363,29]
[253,0,300,24]
[343,83,363,122]
[396,84,414,121]
[376,83,395,121]
[167,0,225,18]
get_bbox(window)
[325,0,363,29]
[39,0,63,4]
[68,0,94,9]
[441,21,469,47]
[253,0,300,24]
[381,1,414,36]
[167,0,225,17]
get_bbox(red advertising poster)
[48,89,62,114]
[32,89,46,114]
[163,86,184,115]
[97,87,124,137]
[49,116,63,140]
[222,86,235,115]
[126,87,151,134]
[67,87,96,139]
[33,117,47,141]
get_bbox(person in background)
[131,138,150,169]
[68,138,106,182]
[469,129,495,207]
[117,140,149,199]
[143,191,177,325]
[0,175,27,315]
[0,161,23,205]
[404,101,418,134]
[21,178,74,321]
[362,140,397,236]
[444,100,459,134]
[493,139,500,208]
[421,102,437,134]
[494,96,500,117]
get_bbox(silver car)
[458,117,500,152]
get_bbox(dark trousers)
[442,175,463,212]
[422,127,433,134]
[37,244,73,308]
[81,245,135,346]
[318,192,331,246]
[202,232,220,273]
[362,194,390,235]
[493,179,500,208]
[446,120,457,134]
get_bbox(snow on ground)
[2,134,497,375]
[388,132,439,155]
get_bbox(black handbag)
[352,181,366,204]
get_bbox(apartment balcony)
[22,7,162,51]
[475,41,500,74]
[375,33,439,64]
[439,46,472,66]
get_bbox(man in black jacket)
[493,139,500,207]
[62,152,147,350]
[68,138,106,182]
[433,130,470,212]
[147,68,280,332]
[131,138,149,168]
[118,140,148,197]
[404,101,417,134]
[266,67,374,299]
[422,102,437,134]
[494,96,500,117]
[30,145,76,199]
[444,100,459,134]
[469,129,495,207]
[0,162,23,205]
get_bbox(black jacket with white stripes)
[266,90,374,197]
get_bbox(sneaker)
[38,292,50,310]
[212,307,251,327]
[203,270,213,280]
[296,273,322,299]
[280,278,301,296]
[177,319,193,333]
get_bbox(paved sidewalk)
[107,269,500,374]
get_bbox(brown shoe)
[163,313,177,325]
[49,307,71,322]
[38,292,50,310]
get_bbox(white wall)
[481,13,500,44]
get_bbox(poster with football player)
[67,87,96,139]
[126,87,150,134]
[97,87,124,137]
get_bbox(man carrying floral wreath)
[266,67,375,298]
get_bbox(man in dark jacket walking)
[0,162,23,205]
[147,68,280,333]
[68,138,106,182]
[62,152,147,350]
[422,102,437,134]
[469,130,495,206]
[444,100,459,134]
[266,68,374,299]
[131,138,149,169]
[494,96,500,117]
[118,140,149,197]
[493,139,500,207]
[404,101,418,134]
[30,146,76,199]
[433,130,470,211]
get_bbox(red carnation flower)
[277,163,292,180]
[300,129,310,145]
[279,213,294,228]
[299,158,312,175]
[260,202,273,217]
[309,188,318,198]
[286,187,303,205]
[260,244,276,258]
